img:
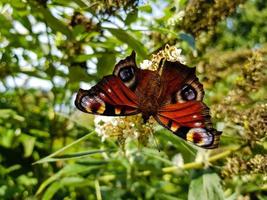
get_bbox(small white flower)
[94,115,115,141]
[140,59,153,70]
[133,131,139,138]
[176,10,185,20]
[94,115,113,125]
[167,10,185,26]
[172,153,184,167]
[195,149,210,168]
[166,46,186,64]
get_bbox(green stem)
[33,131,95,165]
[95,179,102,200]
[162,146,240,173]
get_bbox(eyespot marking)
[116,66,136,88]
[119,67,134,82]
[186,128,213,146]
[176,84,197,102]
[181,84,196,101]
[113,52,137,89]
[95,97,106,114]
[80,96,105,114]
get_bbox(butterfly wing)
[155,101,221,148]
[158,60,204,104]
[75,51,140,116]
[155,60,221,149]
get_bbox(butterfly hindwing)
[155,101,221,148]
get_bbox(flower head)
[140,59,153,70]
[167,10,185,26]
[149,44,186,71]
[94,114,156,147]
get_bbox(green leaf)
[158,193,184,200]
[155,129,197,163]
[32,6,72,38]
[74,54,96,62]
[225,192,238,200]
[20,134,36,157]
[4,165,21,175]
[37,149,112,163]
[97,52,116,77]
[188,172,225,200]
[29,129,50,138]
[179,33,195,49]
[36,164,99,195]
[125,10,138,25]
[42,182,61,200]
[179,0,188,7]
[107,28,147,59]
[68,67,95,83]
[60,177,85,186]
[138,4,152,13]
[73,24,86,37]
[74,51,114,63]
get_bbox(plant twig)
[162,146,240,173]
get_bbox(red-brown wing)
[155,101,221,149]
[75,75,140,116]
[156,60,221,149]
[75,51,142,116]
[159,60,204,105]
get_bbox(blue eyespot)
[119,67,134,82]
[181,84,196,101]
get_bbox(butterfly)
[75,51,222,149]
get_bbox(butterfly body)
[75,51,222,149]
[134,70,161,122]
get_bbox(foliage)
[0,0,266,199]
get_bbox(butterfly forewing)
[75,75,140,116]
[159,60,204,105]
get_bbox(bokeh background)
[0,0,266,199]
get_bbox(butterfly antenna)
[157,58,165,76]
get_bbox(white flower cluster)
[195,149,211,168]
[94,114,155,146]
[164,45,186,64]
[167,11,185,27]
[94,116,116,142]
[172,153,184,167]
[140,45,186,72]
[140,59,153,70]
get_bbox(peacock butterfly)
[75,51,222,149]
